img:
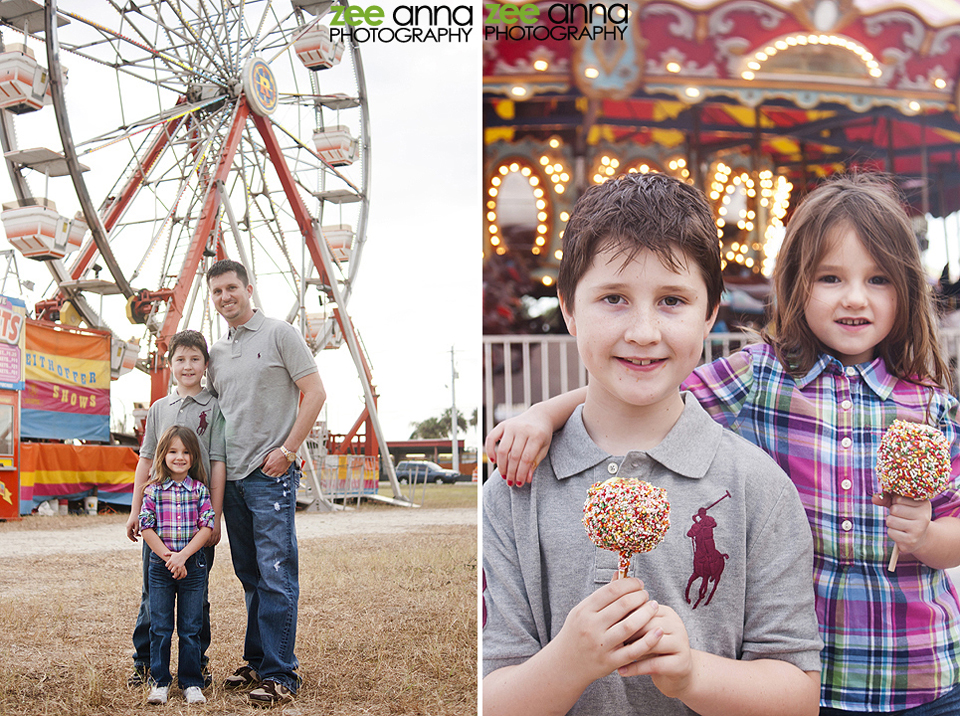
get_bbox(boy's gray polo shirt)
[207,309,318,481]
[139,388,226,478]
[483,393,822,715]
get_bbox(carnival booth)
[0,295,25,520]
[19,319,136,514]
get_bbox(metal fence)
[483,329,960,439]
[300,439,379,508]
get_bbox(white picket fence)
[483,329,960,439]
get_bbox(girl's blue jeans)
[222,465,301,692]
[820,683,960,715]
[148,549,208,689]
[134,542,213,673]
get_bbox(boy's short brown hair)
[167,329,209,364]
[557,173,723,315]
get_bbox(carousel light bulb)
[533,59,549,71]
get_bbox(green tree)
[409,409,470,439]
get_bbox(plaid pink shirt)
[138,475,214,552]
[685,342,960,710]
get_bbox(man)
[205,259,326,706]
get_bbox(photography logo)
[484,2,629,41]
[329,5,473,43]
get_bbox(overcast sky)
[3,4,481,450]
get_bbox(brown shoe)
[224,665,259,690]
[249,679,294,706]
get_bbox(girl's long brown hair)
[148,425,208,487]
[763,172,950,390]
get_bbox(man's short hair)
[168,329,209,364]
[206,259,249,287]
[556,173,723,315]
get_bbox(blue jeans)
[133,541,213,670]
[148,550,207,689]
[223,465,300,692]
[820,683,960,715]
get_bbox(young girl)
[139,425,215,706]
[487,173,960,713]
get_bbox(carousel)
[483,0,960,332]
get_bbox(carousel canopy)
[483,0,960,303]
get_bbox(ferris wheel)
[0,0,403,496]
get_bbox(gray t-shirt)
[482,393,823,715]
[207,310,318,480]
[139,387,226,479]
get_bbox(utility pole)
[451,345,459,473]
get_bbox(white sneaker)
[146,685,169,704]
[183,686,206,704]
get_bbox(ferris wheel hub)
[243,57,278,117]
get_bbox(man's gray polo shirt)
[139,388,226,478]
[207,309,318,481]
[483,393,822,715]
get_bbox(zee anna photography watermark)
[326,2,629,43]
[328,4,473,42]
[483,2,629,41]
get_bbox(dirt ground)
[0,506,479,716]
[0,506,477,559]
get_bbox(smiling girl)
[139,425,215,706]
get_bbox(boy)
[482,173,822,716]
[125,330,226,688]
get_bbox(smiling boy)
[125,330,226,688]
[482,173,822,716]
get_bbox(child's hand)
[125,513,141,542]
[550,577,663,684]
[165,551,188,579]
[617,604,694,698]
[873,493,933,555]
[484,415,553,488]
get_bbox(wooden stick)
[888,544,900,572]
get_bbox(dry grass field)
[0,484,478,715]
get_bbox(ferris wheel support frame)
[148,99,250,403]
[251,111,403,499]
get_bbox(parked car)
[394,460,462,485]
